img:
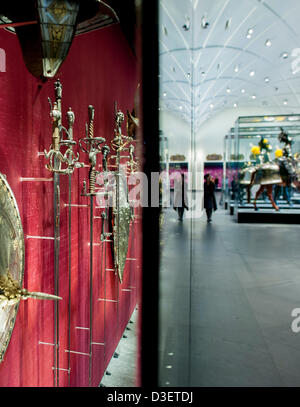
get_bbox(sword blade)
[89,194,94,386]
[53,173,60,388]
[67,173,72,386]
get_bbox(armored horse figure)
[240,130,300,211]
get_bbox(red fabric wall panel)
[0,23,141,387]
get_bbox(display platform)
[237,207,300,223]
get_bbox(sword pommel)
[54,78,62,100]
[67,107,75,127]
[88,105,95,122]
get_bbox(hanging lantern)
[0,0,119,78]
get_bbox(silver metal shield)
[0,173,25,363]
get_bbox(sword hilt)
[67,107,75,133]
[54,79,62,101]
[88,105,95,139]
[89,167,96,195]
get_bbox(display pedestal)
[237,208,300,223]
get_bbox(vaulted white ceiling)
[159,0,300,130]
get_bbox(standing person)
[204,173,217,223]
[173,172,188,221]
[214,177,219,190]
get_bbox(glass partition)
[158,0,194,387]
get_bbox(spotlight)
[265,39,272,47]
[201,15,210,29]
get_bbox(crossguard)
[80,105,106,196]
[44,149,83,174]
[127,144,138,174]
[79,137,106,154]
[45,118,84,174]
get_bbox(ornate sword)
[44,79,83,387]
[79,105,105,387]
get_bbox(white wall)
[159,110,191,159]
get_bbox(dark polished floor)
[159,204,300,387]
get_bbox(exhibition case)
[231,115,300,222]
[0,0,144,387]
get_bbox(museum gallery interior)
[2,0,300,388]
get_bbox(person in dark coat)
[173,173,189,221]
[204,173,217,223]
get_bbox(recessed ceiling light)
[249,70,255,77]
[225,18,231,30]
[234,65,239,72]
[187,72,191,78]
[201,15,209,29]
[251,94,256,99]
[248,28,254,35]
[179,105,183,110]
[264,77,270,83]
[234,103,238,108]
[163,92,167,97]
[210,103,214,108]
[265,39,272,47]
[201,71,206,77]
[226,87,231,93]
[246,34,252,39]
[241,88,245,93]
[283,99,288,105]
[281,52,288,59]
[183,16,190,31]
